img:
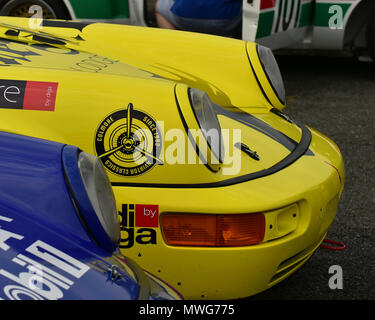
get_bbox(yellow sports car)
[0,17,345,299]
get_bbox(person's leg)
[155,0,177,29]
[173,13,242,37]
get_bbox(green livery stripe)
[314,3,352,27]
[69,0,130,19]
[299,1,314,27]
[256,11,275,39]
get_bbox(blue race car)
[0,131,182,300]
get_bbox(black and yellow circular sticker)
[95,103,162,177]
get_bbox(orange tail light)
[161,213,265,247]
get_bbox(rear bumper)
[114,164,343,299]
[158,190,339,299]
[114,125,345,299]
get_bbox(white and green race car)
[1,0,373,59]
[243,0,375,61]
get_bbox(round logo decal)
[95,103,162,177]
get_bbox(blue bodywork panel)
[0,132,141,300]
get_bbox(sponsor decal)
[95,103,163,177]
[70,54,119,73]
[135,204,159,228]
[0,33,157,77]
[0,215,89,300]
[119,204,158,249]
[0,79,58,111]
[0,35,79,68]
[0,32,117,73]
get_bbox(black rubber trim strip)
[246,44,273,106]
[256,44,286,105]
[214,104,298,152]
[175,87,217,173]
[111,120,312,189]
[188,88,223,165]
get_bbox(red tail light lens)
[161,213,265,247]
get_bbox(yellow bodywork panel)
[0,17,345,299]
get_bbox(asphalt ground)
[250,54,375,300]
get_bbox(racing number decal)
[256,0,313,39]
[94,103,163,177]
[274,0,301,33]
